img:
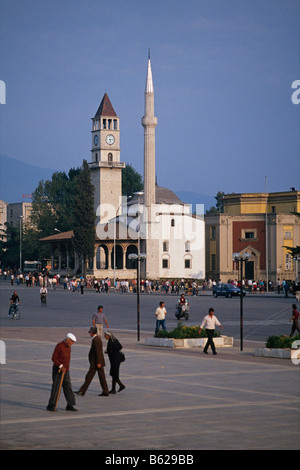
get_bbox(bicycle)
[10,302,20,320]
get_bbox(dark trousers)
[79,365,109,395]
[204,329,216,353]
[48,367,76,408]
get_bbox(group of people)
[47,305,125,412]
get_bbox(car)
[213,283,246,298]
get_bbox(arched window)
[108,153,113,162]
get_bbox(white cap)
[66,333,77,342]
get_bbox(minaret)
[141,53,158,280]
[141,52,157,209]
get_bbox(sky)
[1,0,299,201]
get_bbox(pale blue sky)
[1,0,299,200]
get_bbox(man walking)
[75,326,109,397]
[47,333,77,411]
[92,305,109,337]
[199,308,223,355]
[155,301,167,334]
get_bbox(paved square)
[0,328,299,450]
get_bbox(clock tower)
[90,93,125,222]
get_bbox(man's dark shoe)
[99,392,109,396]
[75,391,84,396]
[46,405,55,411]
[118,385,126,392]
[66,405,78,411]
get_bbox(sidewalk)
[1,327,299,450]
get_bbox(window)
[211,226,216,239]
[171,219,175,227]
[103,119,106,129]
[284,231,292,239]
[185,241,191,252]
[184,259,191,269]
[163,241,169,252]
[285,253,292,271]
[108,153,113,162]
[162,259,169,269]
[211,254,216,271]
[241,229,257,240]
[113,119,118,130]
[245,232,255,239]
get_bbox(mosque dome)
[128,184,184,206]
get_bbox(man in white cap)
[47,333,77,411]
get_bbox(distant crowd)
[0,267,298,297]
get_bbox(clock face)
[94,134,99,146]
[106,134,115,145]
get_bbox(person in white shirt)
[155,301,167,334]
[199,308,223,355]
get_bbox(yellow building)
[205,190,300,284]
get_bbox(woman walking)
[104,331,125,394]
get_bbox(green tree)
[72,160,95,277]
[0,223,20,268]
[122,164,143,197]
[206,191,225,214]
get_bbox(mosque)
[41,56,205,281]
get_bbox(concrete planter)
[145,336,233,348]
[254,348,293,359]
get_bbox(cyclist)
[9,291,20,316]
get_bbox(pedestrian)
[155,301,167,334]
[199,308,223,355]
[75,326,109,397]
[289,304,300,337]
[80,277,85,294]
[40,285,47,307]
[47,333,77,411]
[104,331,126,394]
[92,305,109,337]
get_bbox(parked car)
[213,283,246,298]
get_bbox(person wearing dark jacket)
[104,331,125,394]
[75,326,109,396]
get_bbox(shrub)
[266,334,300,349]
[155,324,220,339]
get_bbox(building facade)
[205,191,300,283]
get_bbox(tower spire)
[142,53,157,209]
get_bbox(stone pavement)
[0,327,299,451]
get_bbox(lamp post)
[232,252,251,351]
[18,215,24,273]
[128,252,146,341]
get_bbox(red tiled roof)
[39,230,74,242]
[94,93,117,117]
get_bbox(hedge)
[266,334,300,349]
[154,324,220,339]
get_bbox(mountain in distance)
[175,190,216,213]
[0,154,217,212]
[0,154,57,203]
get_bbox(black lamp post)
[128,252,146,341]
[232,252,251,351]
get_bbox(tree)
[122,164,143,197]
[72,160,95,277]
[206,191,225,214]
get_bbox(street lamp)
[18,215,24,273]
[232,252,251,351]
[128,252,146,341]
